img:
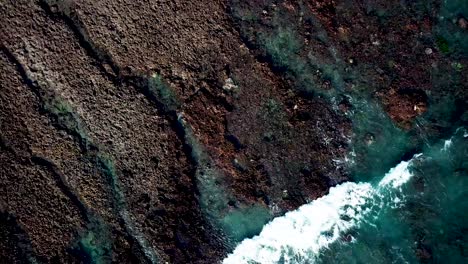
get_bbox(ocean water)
[222,1,468,262]
[223,128,468,263]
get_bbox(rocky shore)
[1,0,466,263]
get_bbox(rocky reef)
[0,0,467,263]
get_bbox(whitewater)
[223,154,422,264]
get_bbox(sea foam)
[223,155,420,264]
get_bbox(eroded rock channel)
[1,0,467,263]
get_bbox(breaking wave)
[223,155,422,264]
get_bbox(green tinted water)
[223,0,468,262]
[319,128,468,263]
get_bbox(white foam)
[378,156,418,189]
[442,139,453,151]
[223,156,420,264]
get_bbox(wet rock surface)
[1,0,467,263]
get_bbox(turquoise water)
[223,129,467,263]
[319,128,468,263]
[223,153,420,263]
[224,1,468,262]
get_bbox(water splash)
[442,139,453,151]
[223,155,421,264]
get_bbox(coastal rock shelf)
[1,0,467,263]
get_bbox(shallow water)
[222,1,468,262]
[224,128,467,263]
[319,128,468,263]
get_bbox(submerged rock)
[0,0,467,263]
